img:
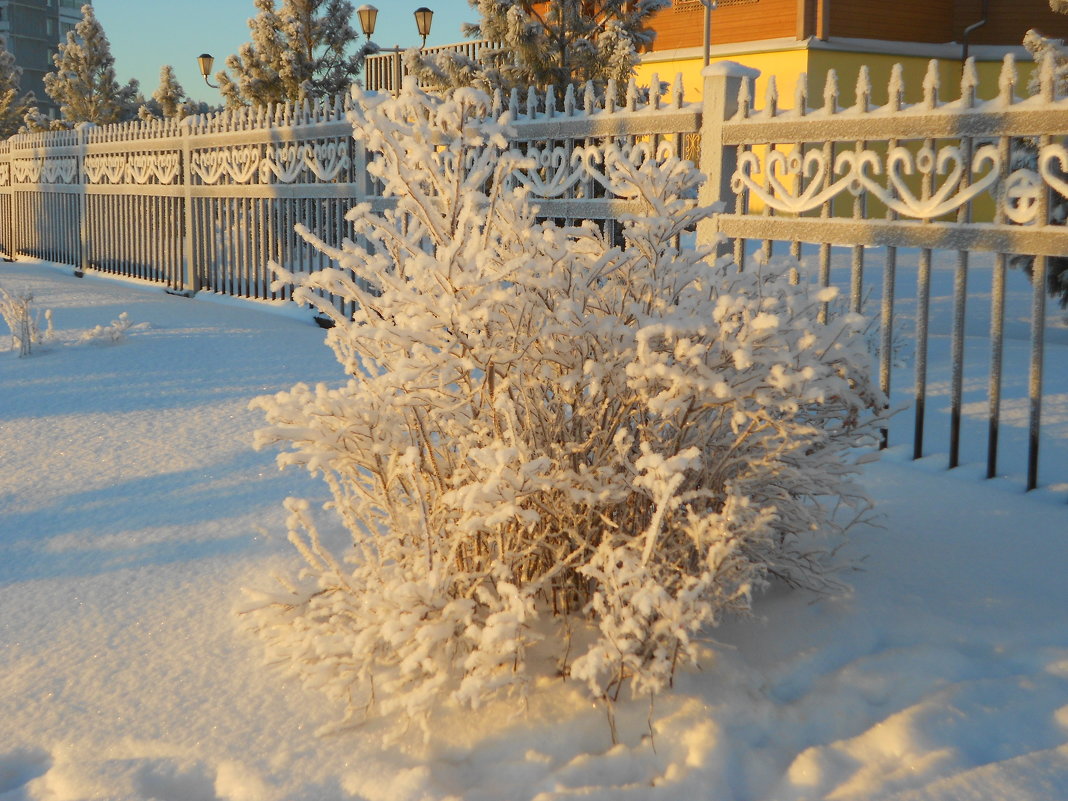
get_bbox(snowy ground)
[1,258,1067,801]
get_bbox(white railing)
[699,56,1068,493]
[2,58,1066,496]
[0,75,699,311]
[363,39,490,93]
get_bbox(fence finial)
[563,83,576,116]
[764,74,778,117]
[794,72,808,116]
[960,57,978,108]
[509,87,520,117]
[998,53,1017,106]
[526,85,538,118]
[545,85,556,118]
[736,74,752,119]
[921,59,939,109]
[583,81,596,114]
[606,79,617,113]
[672,73,684,109]
[626,77,638,111]
[854,65,871,113]
[650,72,661,111]
[823,69,839,114]
[1039,50,1056,102]
[492,88,503,118]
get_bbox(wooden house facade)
[637,0,1068,103]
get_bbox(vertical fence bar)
[949,246,968,469]
[988,252,1006,479]
[949,133,973,471]
[1029,251,1048,491]
[879,245,896,449]
[914,247,932,461]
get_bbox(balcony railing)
[363,40,490,94]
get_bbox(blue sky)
[93,0,480,106]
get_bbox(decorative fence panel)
[1,60,1065,498]
[701,57,1068,495]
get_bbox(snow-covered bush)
[246,83,885,736]
[78,311,145,344]
[0,284,52,356]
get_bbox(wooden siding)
[532,0,1068,51]
[953,0,1068,44]
[827,0,957,43]
[648,0,798,50]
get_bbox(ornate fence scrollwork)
[85,153,180,185]
[510,138,680,201]
[259,141,351,183]
[730,142,1068,222]
[193,146,262,185]
[12,157,77,185]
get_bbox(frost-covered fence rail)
[0,96,373,314]
[0,80,699,311]
[506,74,701,239]
[700,56,1068,493]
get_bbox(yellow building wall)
[635,48,810,106]
[638,46,1042,109]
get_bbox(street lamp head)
[357,4,378,38]
[414,7,433,47]
[197,53,219,88]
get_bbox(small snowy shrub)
[247,83,885,734]
[0,284,52,356]
[79,311,145,344]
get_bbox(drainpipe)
[962,0,989,64]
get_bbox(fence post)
[76,122,90,274]
[696,62,759,254]
[0,143,10,261]
[180,117,198,294]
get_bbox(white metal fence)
[699,57,1068,494]
[1,58,1066,496]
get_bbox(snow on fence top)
[712,53,1068,258]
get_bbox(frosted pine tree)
[43,3,138,126]
[218,0,362,107]
[0,45,35,137]
[409,0,667,96]
[151,65,190,119]
[245,82,886,738]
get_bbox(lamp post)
[357,5,433,95]
[701,0,718,68]
[197,53,219,88]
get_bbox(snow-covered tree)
[0,46,36,138]
[43,3,139,126]
[217,0,363,107]
[152,65,189,119]
[244,82,885,736]
[1020,0,1068,306]
[409,0,668,96]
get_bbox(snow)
[2,257,1067,801]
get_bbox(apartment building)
[0,0,86,117]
